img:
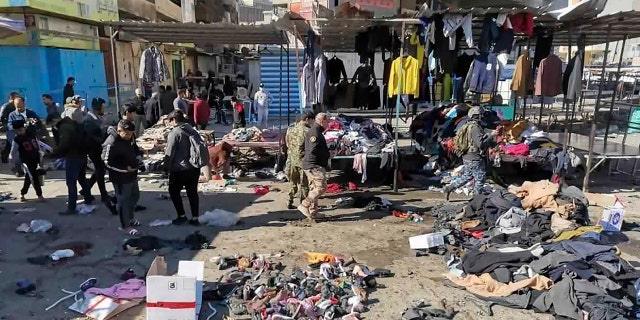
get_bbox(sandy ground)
[0,120,639,320]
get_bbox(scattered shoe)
[172,216,188,225]
[188,219,200,226]
[134,205,147,212]
[120,268,136,281]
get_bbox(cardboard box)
[599,207,625,231]
[409,232,444,249]
[68,293,141,320]
[146,256,205,320]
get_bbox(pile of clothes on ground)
[425,180,639,319]
[211,252,392,319]
[323,115,394,156]
[223,126,281,143]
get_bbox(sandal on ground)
[127,228,139,236]
[131,220,141,227]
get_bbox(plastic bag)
[30,219,53,233]
[198,209,239,227]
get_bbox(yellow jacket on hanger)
[388,55,420,98]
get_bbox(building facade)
[0,0,120,115]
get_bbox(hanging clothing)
[433,14,456,73]
[300,61,315,108]
[387,56,420,98]
[509,13,534,36]
[533,29,554,70]
[442,14,474,49]
[314,55,327,104]
[479,15,500,52]
[326,56,347,85]
[511,51,534,98]
[465,53,499,94]
[139,46,170,83]
[535,54,563,97]
[409,31,425,67]
[564,53,584,101]
[352,65,376,88]
[493,28,514,54]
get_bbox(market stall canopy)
[0,16,26,39]
[551,11,640,47]
[435,0,555,9]
[546,0,607,21]
[101,21,286,45]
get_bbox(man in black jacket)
[56,106,94,215]
[84,98,117,215]
[298,112,330,220]
[102,120,142,235]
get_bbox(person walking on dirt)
[442,106,498,200]
[298,112,330,220]
[285,110,314,209]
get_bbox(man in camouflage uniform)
[285,110,315,209]
[443,106,497,200]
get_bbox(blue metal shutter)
[260,52,300,118]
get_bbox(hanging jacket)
[387,56,420,98]
[535,54,563,97]
[511,51,534,98]
[566,53,583,102]
[465,53,499,94]
[139,46,170,83]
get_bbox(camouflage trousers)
[450,159,486,195]
[286,165,309,203]
[301,167,327,215]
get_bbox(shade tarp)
[102,21,286,45]
[0,16,26,39]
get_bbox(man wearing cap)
[7,96,42,176]
[298,112,330,220]
[102,120,142,235]
[442,106,498,200]
[254,83,271,128]
[63,77,75,102]
[285,110,314,209]
[56,105,94,215]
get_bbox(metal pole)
[563,25,573,150]
[604,35,627,148]
[583,26,611,192]
[393,21,406,193]
[279,42,283,137]
[109,26,121,114]
[287,39,291,126]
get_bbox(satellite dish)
[237,87,248,99]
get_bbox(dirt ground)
[0,123,639,320]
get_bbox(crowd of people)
[0,79,218,235]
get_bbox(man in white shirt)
[254,83,271,128]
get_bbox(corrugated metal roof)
[550,11,640,46]
[102,21,286,45]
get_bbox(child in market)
[9,119,45,202]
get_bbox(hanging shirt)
[535,54,563,97]
[326,57,347,84]
[442,14,474,50]
[564,53,583,102]
[465,53,499,94]
[409,31,425,67]
[139,47,170,83]
[511,51,534,99]
[352,65,376,88]
[300,61,315,108]
[254,90,270,110]
[387,56,420,98]
[314,55,326,104]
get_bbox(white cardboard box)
[409,232,444,249]
[146,256,204,320]
[599,207,625,231]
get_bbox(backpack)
[453,121,480,156]
[183,126,210,169]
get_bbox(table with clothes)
[221,126,282,164]
[426,181,638,320]
[323,114,395,183]
[411,104,581,182]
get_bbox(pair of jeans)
[169,169,200,218]
[87,151,109,200]
[21,161,42,197]
[113,182,140,229]
[215,108,228,124]
[65,157,92,212]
